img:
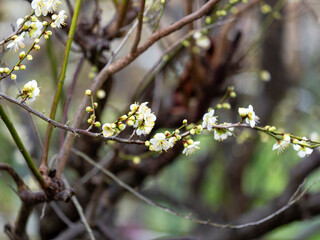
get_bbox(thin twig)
[72,148,320,229]
[63,178,96,240]
[130,0,146,53]
[0,164,28,192]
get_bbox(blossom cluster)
[101,102,157,138]
[20,80,40,102]
[272,134,313,158]
[6,0,67,53]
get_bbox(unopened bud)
[85,89,92,96]
[94,122,101,127]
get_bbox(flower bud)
[216,103,222,109]
[0,68,4,73]
[292,139,299,144]
[205,16,212,24]
[174,129,180,134]
[133,156,141,164]
[176,135,181,140]
[14,66,19,71]
[42,21,48,26]
[145,141,150,147]
[222,103,231,110]
[20,65,26,70]
[187,139,194,145]
[127,119,134,126]
[184,143,189,148]
[93,102,98,109]
[11,74,17,80]
[230,91,236,98]
[94,122,101,127]
[19,51,26,59]
[190,129,196,135]
[46,30,52,35]
[269,126,276,131]
[3,67,10,73]
[34,38,40,44]
[27,55,33,61]
[85,89,92,96]
[96,89,106,99]
[87,119,93,124]
[34,44,40,50]
[118,123,126,130]
[86,106,92,112]
[183,119,188,125]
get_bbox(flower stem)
[41,0,82,170]
[0,103,44,186]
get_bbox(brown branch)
[0,92,145,145]
[130,0,145,54]
[0,164,28,192]
[56,0,221,178]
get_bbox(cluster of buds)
[85,90,100,128]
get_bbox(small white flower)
[133,102,156,136]
[182,141,200,156]
[27,20,44,39]
[168,137,177,148]
[213,127,234,141]
[52,10,67,28]
[102,123,116,137]
[149,133,170,152]
[193,31,211,50]
[238,105,259,128]
[130,102,139,112]
[16,18,24,28]
[202,109,217,131]
[45,0,62,13]
[22,80,40,102]
[293,137,313,158]
[31,0,48,17]
[272,134,291,154]
[7,33,26,52]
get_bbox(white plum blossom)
[193,31,211,50]
[27,20,44,39]
[7,33,26,52]
[293,137,313,158]
[52,10,67,28]
[102,123,116,137]
[202,109,217,131]
[16,18,24,28]
[31,0,48,16]
[182,141,200,156]
[133,102,156,136]
[22,80,40,102]
[272,134,290,154]
[238,105,259,128]
[168,137,177,149]
[213,127,234,141]
[45,0,62,13]
[149,133,170,152]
